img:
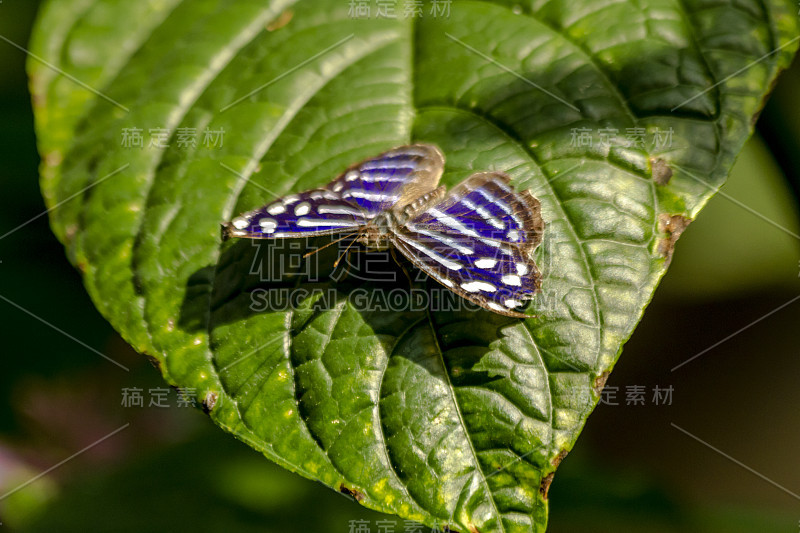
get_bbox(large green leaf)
[27,0,798,531]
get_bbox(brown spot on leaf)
[657,214,691,265]
[145,354,163,373]
[593,371,610,398]
[267,9,293,31]
[45,151,63,167]
[202,391,218,413]
[539,472,555,500]
[32,92,45,108]
[339,485,364,502]
[539,449,569,500]
[650,158,673,185]
[552,449,569,468]
[64,223,78,243]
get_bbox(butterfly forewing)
[333,144,445,215]
[222,188,368,239]
[222,144,444,239]
[393,171,543,317]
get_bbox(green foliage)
[28,0,798,530]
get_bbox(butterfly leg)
[390,246,416,289]
[341,250,356,281]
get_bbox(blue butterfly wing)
[335,144,445,216]
[223,188,368,239]
[393,172,544,317]
[222,144,444,239]
[420,171,543,249]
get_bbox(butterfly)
[221,144,545,317]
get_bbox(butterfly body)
[222,144,544,317]
[356,186,448,251]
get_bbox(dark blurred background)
[1,3,799,532]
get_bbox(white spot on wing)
[516,263,529,275]
[358,174,410,183]
[474,258,497,269]
[259,218,277,233]
[294,202,311,216]
[360,161,416,171]
[507,230,521,241]
[345,170,359,181]
[344,190,399,202]
[488,302,504,312]
[502,274,522,286]
[232,217,248,229]
[297,219,359,228]
[505,299,522,308]
[283,194,300,205]
[332,182,344,192]
[267,204,285,215]
[318,205,365,216]
[461,281,496,293]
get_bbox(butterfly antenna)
[303,231,359,259]
[333,230,361,268]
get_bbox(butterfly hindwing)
[222,144,445,239]
[393,171,543,317]
[406,171,544,251]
